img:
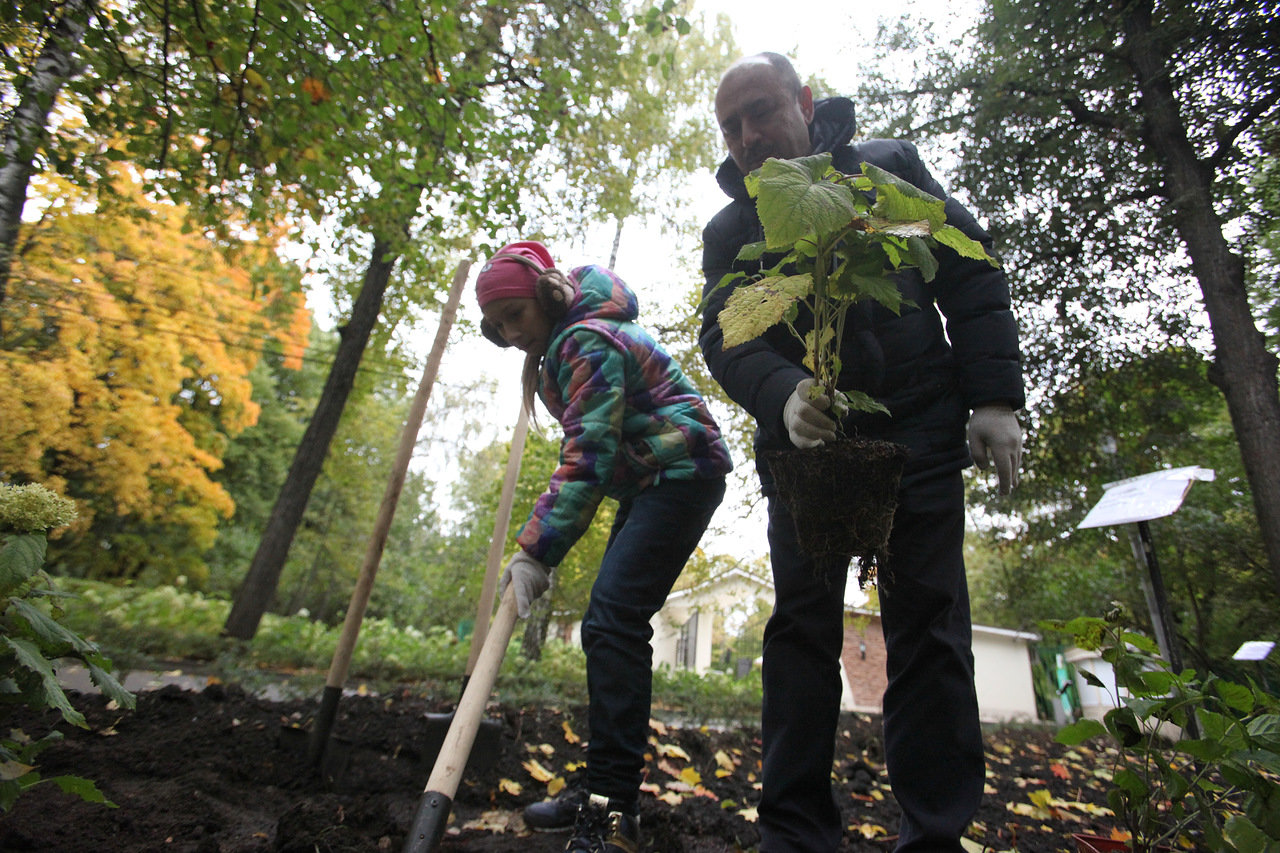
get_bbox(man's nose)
[740,118,763,150]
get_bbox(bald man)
[699,53,1025,853]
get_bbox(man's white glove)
[968,404,1022,495]
[783,378,837,449]
[501,550,551,618]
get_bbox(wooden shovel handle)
[466,404,530,675]
[424,583,519,796]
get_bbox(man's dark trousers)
[757,465,983,853]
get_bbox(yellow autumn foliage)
[0,170,310,580]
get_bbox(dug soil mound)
[0,681,1119,851]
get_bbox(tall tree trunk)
[608,217,623,269]
[0,0,92,312]
[1124,1,1280,596]
[222,238,399,638]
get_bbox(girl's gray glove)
[501,550,551,618]
[967,404,1023,495]
[783,378,837,448]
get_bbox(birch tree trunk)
[0,0,92,308]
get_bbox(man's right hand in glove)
[501,550,551,618]
[783,378,837,449]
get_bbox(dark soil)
[0,679,1123,852]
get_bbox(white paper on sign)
[1232,640,1275,661]
[1077,466,1215,529]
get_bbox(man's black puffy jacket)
[699,97,1025,478]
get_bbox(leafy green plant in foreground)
[710,153,996,420]
[1051,609,1280,852]
[0,483,135,811]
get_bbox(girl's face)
[482,297,555,355]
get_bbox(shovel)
[402,583,521,853]
[418,401,530,770]
[287,260,469,781]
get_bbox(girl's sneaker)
[523,784,587,831]
[564,793,639,853]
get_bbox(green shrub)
[1052,609,1280,852]
[653,665,762,726]
[44,576,764,721]
[0,484,135,811]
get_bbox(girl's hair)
[479,253,574,416]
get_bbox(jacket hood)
[561,265,639,329]
[714,96,858,203]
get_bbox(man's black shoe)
[523,784,587,831]
[564,793,639,853]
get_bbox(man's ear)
[799,85,815,124]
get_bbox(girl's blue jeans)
[579,476,726,810]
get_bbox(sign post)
[1077,466,1215,677]
[1232,640,1275,692]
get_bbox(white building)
[644,578,1044,723]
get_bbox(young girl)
[476,240,732,852]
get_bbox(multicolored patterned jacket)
[516,265,732,567]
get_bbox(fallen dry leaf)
[654,741,691,761]
[460,810,514,833]
[522,759,555,783]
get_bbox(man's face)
[715,61,814,176]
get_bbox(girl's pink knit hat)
[475,240,556,308]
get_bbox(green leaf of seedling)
[1078,669,1107,689]
[1120,631,1159,655]
[1105,706,1145,748]
[880,238,903,268]
[1112,767,1148,802]
[1215,679,1256,714]
[1179,735,1229,763]
[905,236,939,281]
[864,277,906,314]
[86,659,135,710]
[829,252,904,313]
[0,535,46,591]
[736,240,768,262]
[11,600,94,655]
[719,275,812,348]
[752,155,857,249]
[932,224,998,265]
[1246,714,1280,751]
[861,162,947,229]
[51,774,115,807]
[1132,669,1176,696]
[838,390,889,416]
[1223,815,1271,853]
[0,637,86,729]
[1056,718,1107,745]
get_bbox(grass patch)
[53,578,762,719]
